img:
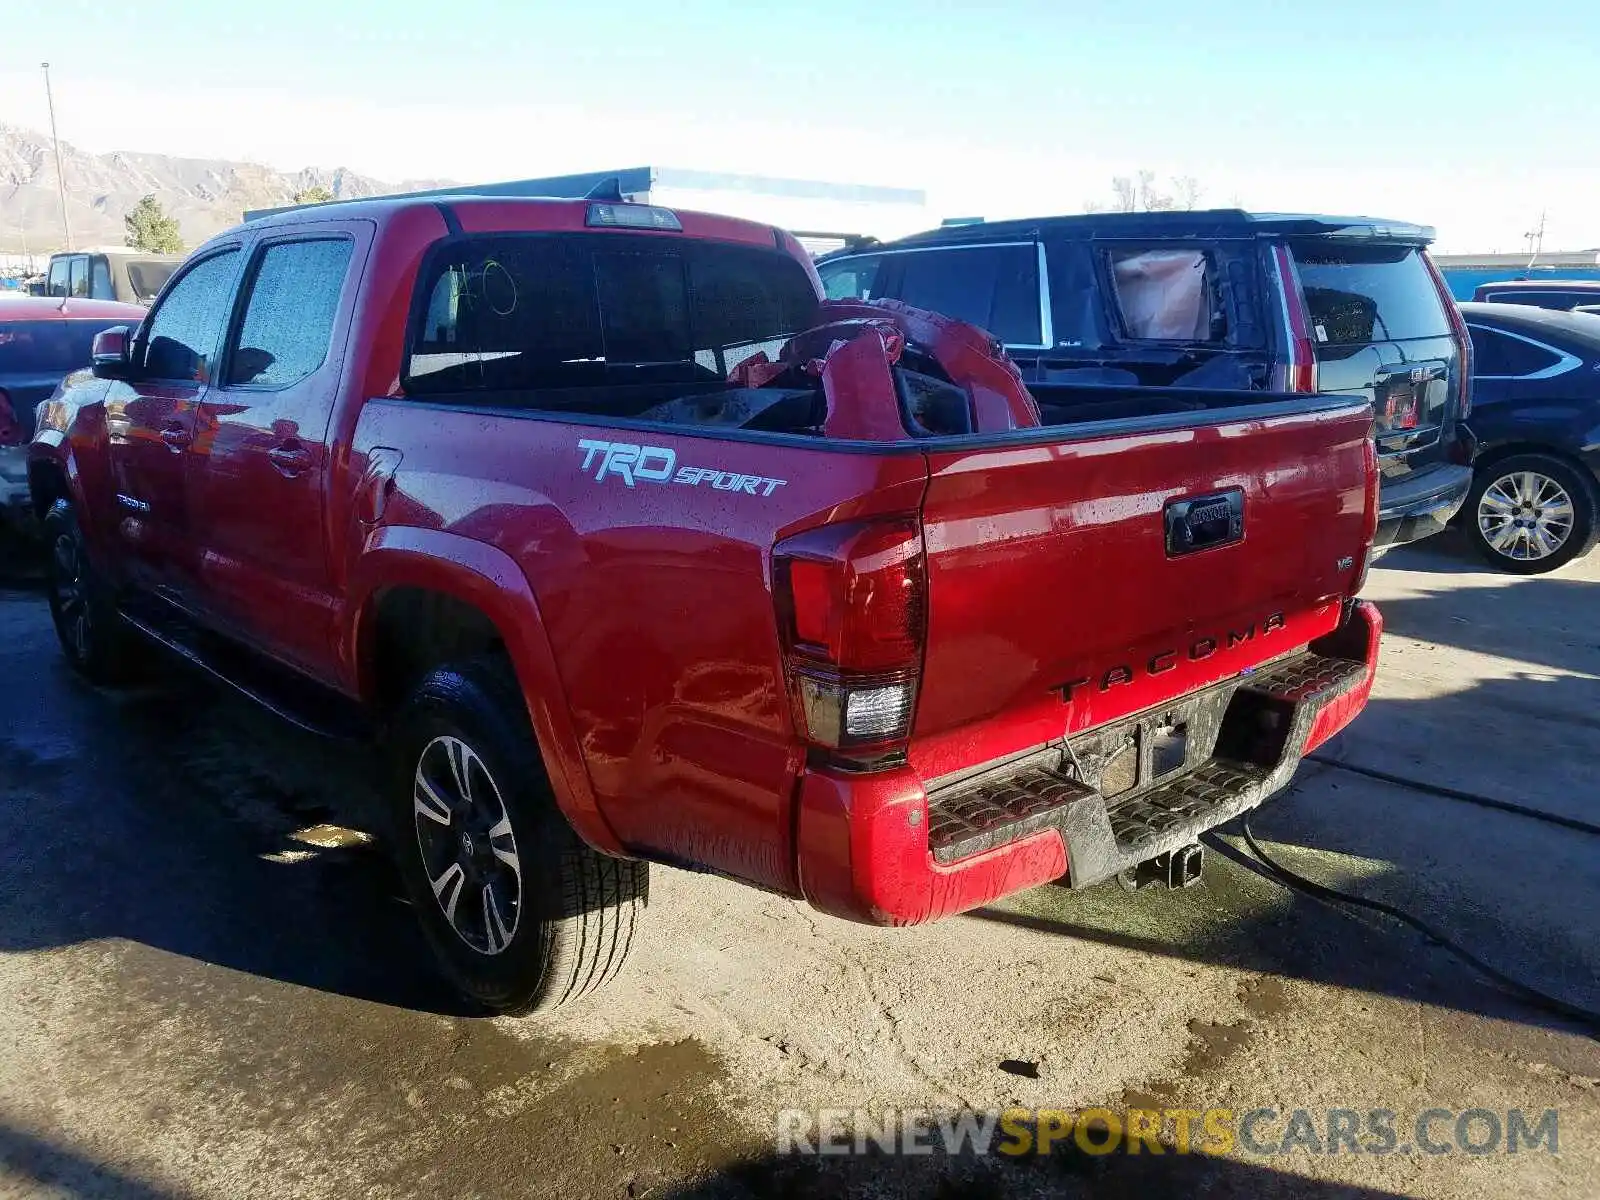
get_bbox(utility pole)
[1524,210,1546,271]
[41,62,73,251]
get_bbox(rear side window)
[405,234,819,403]
[68,257,89,298]
[1107,248,1225,342]
[1468,326,1563,377]
[892,244,1042,346]
[90,257,113,300]
[817,255,884,301]
[1291,243,1450,344]
[225,239,353,388]
[0,320,124,375]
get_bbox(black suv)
[817,210,1476,553]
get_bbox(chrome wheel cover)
[1477,471,1575,562]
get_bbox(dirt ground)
[0,530,1595,1199]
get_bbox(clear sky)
[4,0,1598,252]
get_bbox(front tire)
[42,499,139,683]
[387,655,647,1014]
[1465,453,1598,574]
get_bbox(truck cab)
[43,249,182,307]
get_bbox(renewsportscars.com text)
[775,1106,1560,1158]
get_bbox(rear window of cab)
[404,234,819,396]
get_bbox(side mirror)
[91,326,135,380]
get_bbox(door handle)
[268,442,313,476]
[159,424,192,451]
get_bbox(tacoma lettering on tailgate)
[1052,611,1287,700]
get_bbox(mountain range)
[0,124,450,256]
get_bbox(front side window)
[1468,326,1562,377]
[892,244,1042,346]
[225,239,353,388]
[46,260,69,298]
[68,257,89,299]
[1291,243,1450,345]
[405,234,819,407]
[1107,248,1225,342]
[140,250,240,382]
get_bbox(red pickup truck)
[27,194,1382,1014]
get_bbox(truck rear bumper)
[796,600,1382,925]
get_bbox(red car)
[27,195,1382,1014]
[2,296,148,532]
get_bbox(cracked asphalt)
[0,531,1596,1199]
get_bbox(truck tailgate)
[910,398,1375,782]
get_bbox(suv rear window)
[1291,243,1450,345]
[126,261,178,304]
[0,320,124,376]
[406,234,819,405]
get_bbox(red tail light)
[0,389,18,446]
[1271,245,1318,394]
[774,518,926,761]
[1423,251,1473,421]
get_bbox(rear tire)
[42,498,140,684]
[1465,453,1597,574]
[387,655,647,1014]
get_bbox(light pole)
[41,61,73,252]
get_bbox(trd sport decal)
[578,439,787,496]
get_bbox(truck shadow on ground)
[0,1114,1414,1200]
[656,1141,1414,1200]
[0,1121,194,1200]
[0,591,474,1015]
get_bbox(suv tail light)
[0,389,18,446]
[1271,245,1319,394]
[774,518,926,764]
[1422,251,1473,421]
